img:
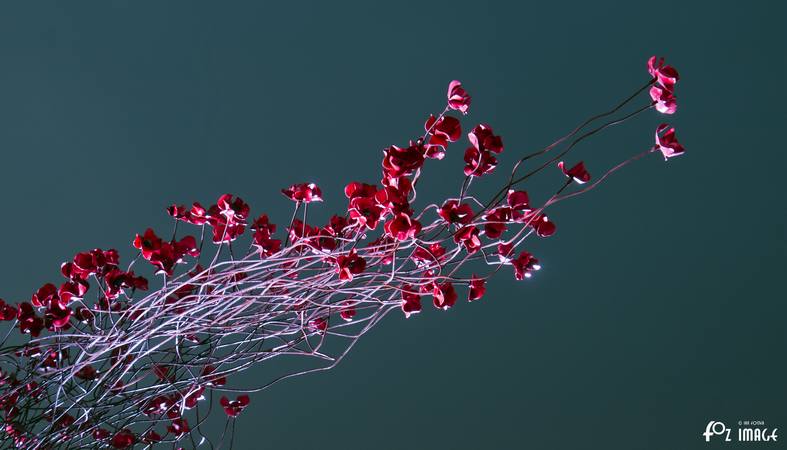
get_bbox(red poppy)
[382,142,425,178]
[134,229,200,275]
[184,385,205,409]
[282,183,323,203]
[470,123,503,152]
[647,56,680,91]
[45,299,71,330]
[463,146,498,177]
[558,161,591,184]
[310,317,329,333]
[447,80,471,114]
[104,268,148,299]
[528,213,557,238]
[0,300,17,321]
[454,225,482,253]
[31,283,58,308]
[483,207,512,239]
[512,251,541,280]
[167,418,190,436]
[142,430,162,444]
[468,275,486,301]
[649,85,677,114]
[497,242,514,263]
[340,300,357,321]
[17,303,44,337]
[345,181,378,200]
[336,249,367,281]
[207,195,249,243]
[202,365,227,387]
[433,282,457,310]
[412,243,447,267]
[654,124,685,159]
[111,429,135,449]
[438,200,474,225]
[507,190,530,210]
[92,428,110,440]
[374,185,412,217]
[349,195,383,230]
[401,284,422,318]
[424,114,462,158]
[251,214,281,257]
[220,395,250,418]
[166,202,208,225]
[384,212,422,241]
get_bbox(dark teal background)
[0,1,785,449]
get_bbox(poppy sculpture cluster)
[0,56,683,449]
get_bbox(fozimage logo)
[703,420,778,443]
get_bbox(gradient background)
[0,1,784,449]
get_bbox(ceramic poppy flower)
[111,429,135,449]
[530,214,557,238]
[167,202,208,225]
[647,56,680,91]
[220,395,250,418]
[207,195,249,243]
[382,142,426,178]
[432,282,458,310]
[401,284,422,318]
[92,428,110,440]
[463,146,498,177]
[202,365,227,387]
[133,228,164,260]
[336,249,367,281]
[483,207,512,239]
[424,114,462,158]
[344,181,378,200]
[438,200,474,225]
[468,275,487,301]
[216,194,249,218]
[183,385,205,409]
[454,225,482,254]
[412,243,447,267]
[167,418,190,436]
[135,229,200,275]
[282,183,323,203]
[17,303,44,337]
[349,195,383,230]
[0,300,17,321]
[507,190,530,211]
[58,280,88,304]
[649,85,677,114]
[340,300,357,321]
[310,317,329,333]
[327,214,349,237]
[512,251,541,280]
[104,268,148,299]
[558,161,591,184]
[375,185,412,216]
[251,214,281,256]
[45,300,72,330]
[654,123,685,159]
[497,242,515,263]
[468,124,503,154]
[31,283,58,308]
[384,212,422,241]
[142,430,162,444]
[447,80,471,114]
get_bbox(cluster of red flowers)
[0,56,685,449]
